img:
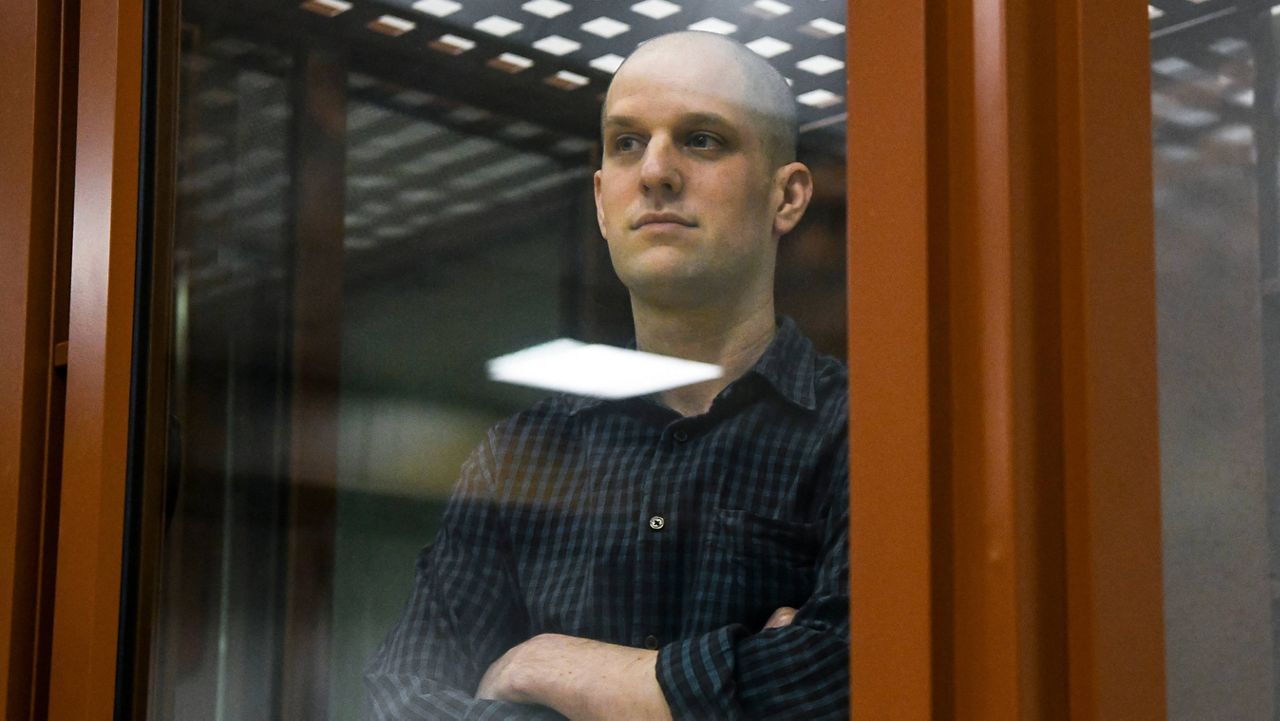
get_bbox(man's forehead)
[604,50,763,124]
[603,89,752,124]
[602,109,739,136]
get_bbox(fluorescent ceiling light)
[1151,56,1193,76]
[590,53,625,73]
[632,0,681,19]
[368,15,416,36]
[523,0,573,18]
[687,17,736,34]
[300,0,352,17]
[533,35,582,55]
[746,36,792,58]
[489,52,534,72]
[1209,37,1247,55]
[412,0,461,18]
[797,89,842,108]
[475,15,524,37]
[546,70,590,89]
[502,121,544,138]
[796,54,844,75]
[430,34,476,54]
[748,0,792,18]
[803,18,846,37]
[487,339,723,398]
[553,137,593,154]
[582,16,631,38]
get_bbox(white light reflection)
[487,340,723,398]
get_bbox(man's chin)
[620,271,721,310]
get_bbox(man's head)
[593,32,814,312]
[606,32,799,168]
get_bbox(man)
[365,31,849,720]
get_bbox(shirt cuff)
[654,625,748,720]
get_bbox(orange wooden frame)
[45,0,144,718]
[1,1,77,719]
[847,2,934,717]
[1056,2,1165,716]
[847,0,1164,719]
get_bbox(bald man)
[366,32,849,720]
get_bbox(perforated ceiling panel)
[299,0,848,134]
[1147,0,1270,151]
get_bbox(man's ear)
[771,162,814,238]
[593,169,608,239]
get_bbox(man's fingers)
[764,606,797,629]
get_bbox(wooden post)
[847,1,934,717]
[46,0,143,718]
[279,45,346,721]
[0,0,79,718]
[848,0,1165,718]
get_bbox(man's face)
[593,43,782,308]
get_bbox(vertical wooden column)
[849,0,1164,718]
[46,0,143,719]
[847,1,934,718]
[280,46,346,721]
[0,0,79,719]
[1056,1,1165,718]
[931,0,1073,717]
[931,0,1164,718]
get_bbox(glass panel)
[1151,2,1280,718]
[144,2,849,719]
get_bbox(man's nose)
[639,137,683,195]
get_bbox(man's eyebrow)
[601,115,641,132]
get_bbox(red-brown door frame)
[44,0,144,718]
[1,1,79,719]
[848,1,1165,719]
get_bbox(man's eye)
[688,133,722,150]
[614,136,642,152]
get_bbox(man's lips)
[632,213,696,229]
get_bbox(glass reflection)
[144,1,848,719]
[1151,3,1280,719]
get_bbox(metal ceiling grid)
[343,90,593,251]
[1148,1,1263,164]
[301,0,847,131]
[176,31,602,276]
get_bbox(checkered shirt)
[365,316,850,720]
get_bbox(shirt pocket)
[707,508,820,624]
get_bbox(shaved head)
[604,31,799,168]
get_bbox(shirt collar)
[749,315,818,412]
[564,315,817,416]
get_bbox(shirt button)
[673,429,689,442]
[644,635,660,650]
[648,515,665,531]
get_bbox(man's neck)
[631,298,777,417]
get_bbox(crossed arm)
[474,607,799,721]
[365,437,849,720]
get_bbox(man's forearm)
[476,634,672,721]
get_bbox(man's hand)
[476,634,673,721]
[763,606,797,629]
[475,609,795,719]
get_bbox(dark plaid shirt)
[365,317,850,720]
